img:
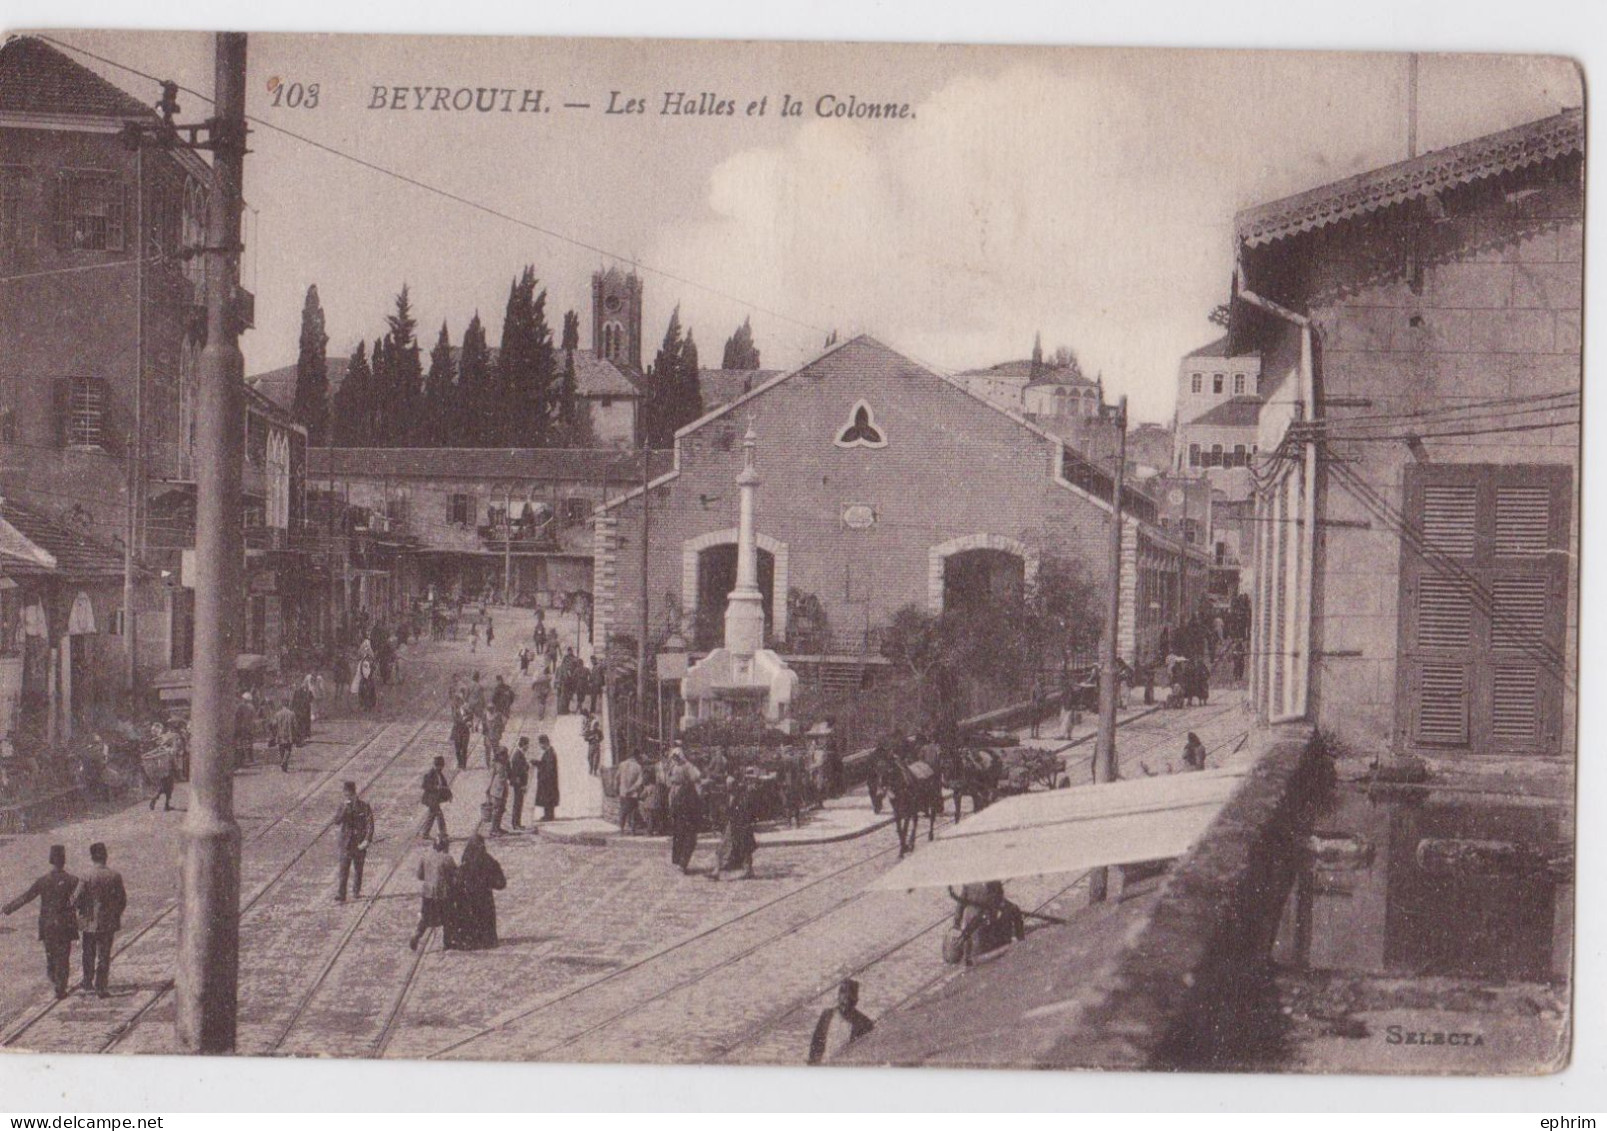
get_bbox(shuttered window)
[53,171,127,252]
[1397,464,1570,756]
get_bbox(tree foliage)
[721,316,761,369]
[330,340,373,445]
[291,284,330,446]
[643,306,704,448]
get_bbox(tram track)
[0,710,422,1050]
[98,712,445,1054]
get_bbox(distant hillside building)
[1172,336,1263,501]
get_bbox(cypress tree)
[458,312,493,446]
[721,315,760,370]
[495,267,559,446]
[382,284,422,445]
[676,328,704,434]
[420,322,455,447]
[290,284,330,446]
[561,309,580,352]
[645,306,685,448]
[331,340,372,445]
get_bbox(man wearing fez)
[335,781,376,902]
[3,845,80,998]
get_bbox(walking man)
[616,749,644,834]
[531,665,551,721]
[421,756,451,840]
[509,739,531,830]
[533,734,560,822]
[487,749,510,836]
[148,732,178,811]
[410,833,456,952]
[583,711,603,776]
[74,842,126,998]
[587,656,606,713]
[450,695,471,770]
[272,697,297,773]
[335,781,375,903]
[3,845,79,999]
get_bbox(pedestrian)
[410,833,456,952]
[3,845,79,999]
[421,756,451,840]
[485,616,494,647]
[491,675,515,720]
[533,734,560,821]
[271,698,297,772]
[466,671,487,727]
[518,647,533,677]
[450,696,471,770]
[482,708,503,770]
[666,749,703,871]
[639,758,667,836]
[149,731,178,811]
[470,622,480,653]
[74,842,126,998]
[1183,731,1208,771]
[333,649,352,711]
[234,692,257,767]
[486,749,510,836]
[291,674,314,746]
[713,775,757,881]
[1058,668,1080,739]
[509,738,531,829]
[530,665,551,721]
[446,833,505,951]
[949,880,1026,966]
[807,979,875,1065]
[335,780,375,902]
[616,748,644,834]
[587,657,606,713]
[557,647,581,714]
[357,656,378,712]
[583,711,603,776]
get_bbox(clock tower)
[591,266,644,372]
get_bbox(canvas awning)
[869,767,1248,891]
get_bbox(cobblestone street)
[2,604,1252,1065]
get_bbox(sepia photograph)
[0,14,1588,1096]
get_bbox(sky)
[41,30,1582,424]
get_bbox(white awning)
[868,767,1248,891]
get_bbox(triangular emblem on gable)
[834,400,887,449]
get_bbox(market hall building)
[592,336,1208,679]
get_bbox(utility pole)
[636,443,652,753]
[177,31,247,1053]
[1089,394,1128,905]
[124,143,143,693]
[502,485,513,601]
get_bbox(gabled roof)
[958,359,1096,389]
[570,351,641,397]
[1237,108,1584,248]
[0,499,125,579]
[307,447,671,484]
[0,35,157,120]
[1185,396,1263,429]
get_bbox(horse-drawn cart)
[994,745,1060,795]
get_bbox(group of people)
[612,744,761,881]
[524,639,605,721]
[482,735,561,834]
[3,842,127,1000]
[410,832,507,952]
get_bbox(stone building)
[307,447,672,623]
[1172,336,1263,501]
[592,336,1207,671]
[1237,108,1582,762]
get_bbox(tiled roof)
[251,350,638,407]
[1237,108,1584,247]
[0,499,126,579]
[571,352,641,397]
[1183,336,1236,360]
[957,359,1096,390]
[698,368,780,410]
[1186,396,1263,428]
[0,35,157,119]
[307,447,672,484]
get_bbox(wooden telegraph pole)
[1089,394,1128,905]
[177,32,248,1053]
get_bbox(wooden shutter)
[1398,465,1570,757]
[1420,485,1477,556]
[105,181,127,252]
[1416,664,1469,746]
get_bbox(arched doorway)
[942,548,1026,613]
[693,543,775,650]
